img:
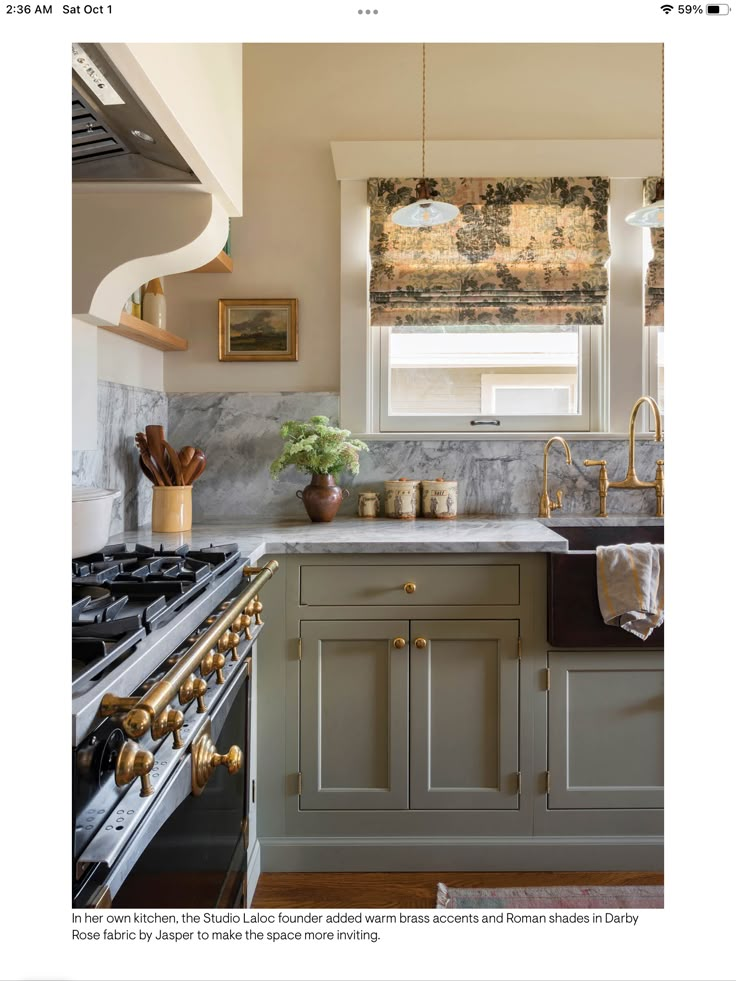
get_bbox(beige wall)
[164,43,660,395]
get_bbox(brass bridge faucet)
[538,436,572,518]
[584,396,664,517]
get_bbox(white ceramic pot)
[72,486,120,558]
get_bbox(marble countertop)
[109,514,663,564]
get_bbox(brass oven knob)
[233,614,252,643]
[191,723,244,796]
[115,741,155,798]
[123,708,155,740]
[253,597,264,626]
[415,638,428,649]
[393,637,407,649]
[179,674,208,713]
[201,650,226,685]
[218,629,241,662]
[151,706,185,749]
[403,582,417,594]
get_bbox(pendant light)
[626,44,665,228]
[392,44,459,228]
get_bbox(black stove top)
[72,543,241,694]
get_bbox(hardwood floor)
[252,870,664,908]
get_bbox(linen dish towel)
[596,543,664,640]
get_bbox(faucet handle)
[583,459,606,468]
[550,489,564,512]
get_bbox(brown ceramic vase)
[296,473,349,523]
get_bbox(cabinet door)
[410,620,520,810]
[299,620,409,810]
[547,651,664,809]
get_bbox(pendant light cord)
[421,42,426,183]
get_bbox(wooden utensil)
[139,453,163,486]
[162,440,184,486]
[178,446,196,473]
[145,425,172,486]
[182,449,206,484]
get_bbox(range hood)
[72,43,198,183]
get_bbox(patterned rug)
[437,884,664,909]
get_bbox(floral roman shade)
[368,177,611,328]
[644,177,664,328]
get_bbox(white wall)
[163,42,660,395]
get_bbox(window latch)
[469,419,501,426]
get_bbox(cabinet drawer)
[299,563,520,607]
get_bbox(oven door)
[76,654,251,909]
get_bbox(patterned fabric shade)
[368,177,611,329]
[644,177,664,328]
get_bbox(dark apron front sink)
[548,524,664,648]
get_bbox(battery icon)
[706,4,730,12]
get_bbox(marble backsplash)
[72,381,167,534]
[167,391,665,522]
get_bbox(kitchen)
[68,40,672,916]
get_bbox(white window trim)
[335,139,660,440]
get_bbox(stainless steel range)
[72,542,278,908]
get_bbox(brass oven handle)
[112,560,278,739]
[191,720,244,796]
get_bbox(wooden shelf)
[101,313,189,352]
[190,250,233,273]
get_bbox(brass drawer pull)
[415,638,428,649]
[403,582,417,594]
[392,637,407,649]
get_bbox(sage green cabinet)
[547,651,664,809]
[410,619,519,810]
[299,618,520,812]
[299,620,409,810]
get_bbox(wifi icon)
[661,3,674,11]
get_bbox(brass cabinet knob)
[415,638,428,649]
[393,637,407,649]
[403,582,417,594]
[179,674,208,713]
[201,650,226,685]
[151,706,185,749]
[115,741,155,797]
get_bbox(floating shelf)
[101,313,189,352]
[190,250,233,273]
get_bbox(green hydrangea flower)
[270,416,369,479]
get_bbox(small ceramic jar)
[421,478,458,519]
[384,479,420,520]
[358,491,380,518]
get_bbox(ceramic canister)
[421,478,459,519]
[357,491,380,518]
[384,479,420,520]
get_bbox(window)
[369,176,608,433]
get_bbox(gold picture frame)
[218,298,298,362]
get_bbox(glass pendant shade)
[625,199,664,228]
[392,197,460,227]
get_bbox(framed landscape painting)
[218,298,298,361]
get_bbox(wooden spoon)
[162,440,184,486]
[178,446,196,472]
[139,453,162,486]
[145,425,172,486]
[183,449,206,484]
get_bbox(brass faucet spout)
[539,436,573,518]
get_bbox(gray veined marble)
[72,381,168,534]
[168,392,665,522]
[80,385,665,530]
